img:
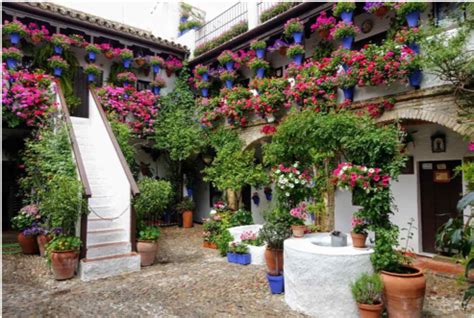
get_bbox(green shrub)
[333,2,356,17]
[216,229,233,256]
[109,118,137,176]
[46,235,81,253]
[134,178,174,219]
[229,242,249,254]
[260,2,296,23]
[138,225,161,241]
[176,196,195,214]
[229,209,253,227]
[258,212,292,250]
[350,273,383,305]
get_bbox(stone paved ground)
[2,225,473,317]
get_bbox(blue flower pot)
[6,58,17,70]
[87,73,96,82]
[123,58,132,69]
[225,61,234,71]
[409,69,422,88]
[341,36,354,50]
[201,87,208,97]
[265,193,272,201]
[227,252,237,263]
[342,63,350,72]
[342,86,355,101]
[292,54,303,65]
[252,195,260,206]
[186,187,193,197]
[236,253,251,265]
[256,48,265,59]
[341,11,354,23]
[53,67,63,77]
[153,86,161,95]
[225,80,233,89]
[54,46,63,55]
[180,16,188,23]
[256,68,265,78]
[152,65,161,74]
[405,10,420,28]
[123,81,129,87]
[88,51,96,62]
[267,274,284,294]
[408,42,420,54]
[202,72,209,81]
[292,31,303,44]
[9,32,20,45]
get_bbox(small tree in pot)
[137,226,160,266]
[351,273,384,318]
[176,196,195,228]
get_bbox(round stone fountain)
[284,233,374,318]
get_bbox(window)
[434,2,465,28]
[137,80,151,91]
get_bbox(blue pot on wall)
[342,86,355,101]
[252,194,260,206]
[408,42,420,54]
[225,80,233,89]
[292,54,303,65]
[88,51,96,62]
[53,67,63,77]
[186,187,193,197]
[123,58,132,69]
[408,69,422,88]
[153,86,161,95]
[236,253,251,265]
[341,11,354,23]
[267,274,284,294]
[9,32,20,45]
[341,36,354,50]
[87,73,96,82]
[202,72,209,81]
[405,10,421,28]
[54,45,63,55]
[256,48,265,59]
[292,31,303,44]
[265,192,272,201]
[153,65,161,74]
[6,58,17,70]
[201,87,208,97]
[225,61,234,71]
[256,68,265,78]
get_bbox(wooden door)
[419,160,463,253]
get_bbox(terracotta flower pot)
[203,241,210,248]
[291,225,306,238]
[17,232,39,255]
[264,247,283,275]
[357,302,384,318]
[380,267,426,318]
[208,242,217,249]
[37,234,53,257]
[351,232,368,248]
[50,250,79,280]
[137,240,158,267]
[182,210,193,228]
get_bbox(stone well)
[284,233,374,318]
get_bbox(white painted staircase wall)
[71,92,140,281]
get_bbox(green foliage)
[208,126,242,152]
[216,229,233,256]
[350,273,383,305]
[138,225,161,241]
[46,235,81,256]
[333,2,356,17]
[248,58,270,71]
[283,18,304,37]
[260,2,296,23]
[229,242,249,254]
[395,2,427,16]
[176,196,195,213]
[134,177,174,219]
[11,213,35,231]
[39,175,87,235]
[109,118,138,177]
[436,217,472,258]
[229,209,254,227]
[371,226,406,272]
[455,161,474,192]
[258,216,292,250]
[178,20,202,32]
[194,21,248,56]
[250,40,266,50]
[286,44,305,58]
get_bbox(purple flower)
[268,39,289,52]
[363,2,385,13]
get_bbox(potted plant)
[84,64,102,83]
[29,25,49,44]
[250,39,266,59]
[248,58,270,78]
[219,70,236,89]
[38,227,61,257]
[85,43,101,62]
[3,20,27,45]
[227,242,251,265]
[151,75,166,95]
[11,205,41,254]
[47,56,69,77]
[149,56,165,74]
[116,71,138,87]
[119,48,134,68]
[351,213,368,248]
[401,47,423,88]
[165,57,183,76]
[196,80,210,97]
[395,27,422,54]
[351,273,384,318]
[194,64,209,81]
[50,33,71,55]
[337,71,357,101]
[287,44,305,65]
[289,202,308,238]
[310,11,336,40]
[137,225,160,266]
[333,2,356,22]
[176,196,195,228]
[364,2,392,18]
[395,2,427,28]
[252,192,260,206]
[264,186,273,201]
[202,217,220,249]
[217,50,238,71]
[284,18,304,44]
[46,235,81,280]
[331,21,360,50]
[2,47,23,70]
[99,43,115,59]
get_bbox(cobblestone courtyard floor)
[3,225,473,317]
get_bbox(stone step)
[87,228,128,245]
[86,241,131,258]
[87,217,124,230]
[79,252,140,281]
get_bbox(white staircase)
[70,93,140,281]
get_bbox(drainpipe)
[248,1,259,30]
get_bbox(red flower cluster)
[332,162,391,192]
[260,125,276,135]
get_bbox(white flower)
[210,209,217,215]
[294,179,299,184]
[285,192,290,197]
[289,173,294,178]
[295,170,300,175]
[342,165,349,171]
[368,168,375,173]
[250,89,259,97]
[289,183,294,188]
[275,169,281,174]
[288,78,295,87]
[362,166,368,172]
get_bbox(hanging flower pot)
[375,6,389,17]
[201,87,208,97]
[252,192,260,206]
[54,45,63,55]
[6,58,17,70]
[88,51,96,62]
[202,72,209,81]
[341,36,354,49]
[342,86,355,101]
[341,11,354,23]
[405,11,421,28]
[152,86,161,95]
[408,42,420,54]
[292,53,303,65]
[256,48,265,59]
[225,80,233,89]
[123,58,132,69]
[152,65,161,74]
[225,61,234,71]
[87,73,96,82]
[9,32,21,45]
[53,67,63,77]
[292,31,304,44]
[267,273,284,294]
[264,187,272,201]
[408,69,422,88]
[104,51,114,59]
[256,68,265,78]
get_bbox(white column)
[248,1,259,29]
